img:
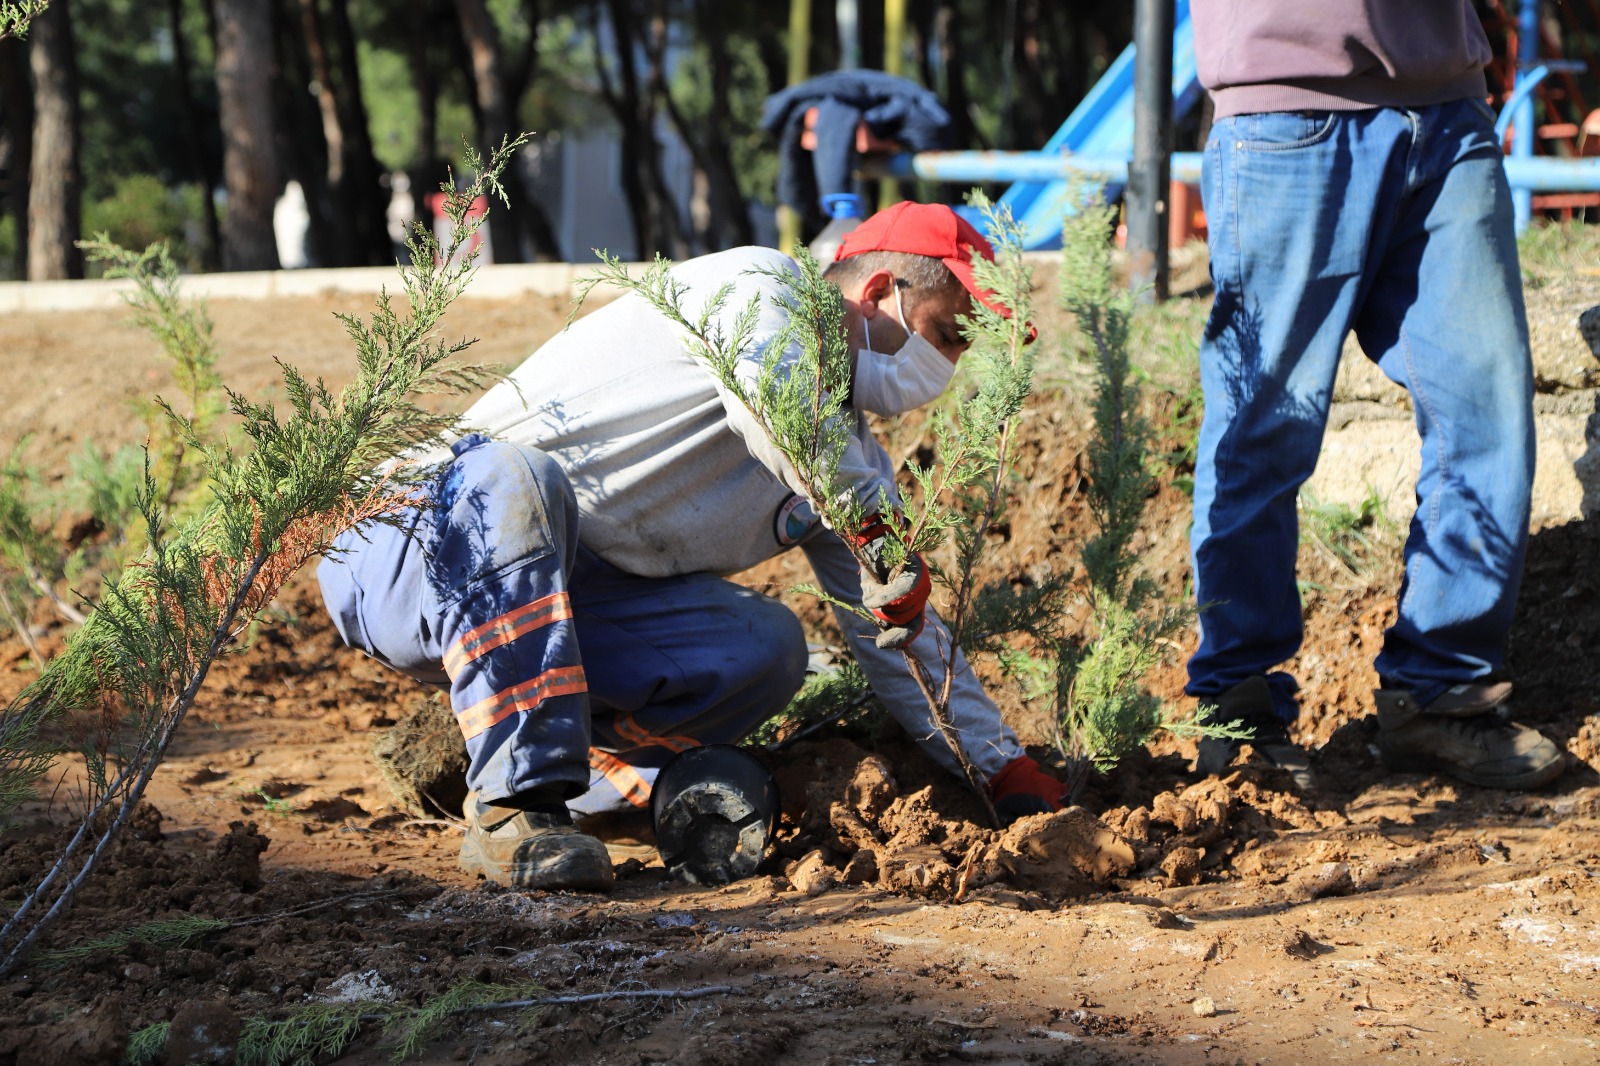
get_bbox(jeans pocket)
[1234,111,1338,152]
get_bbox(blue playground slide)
[962,0,1203,250]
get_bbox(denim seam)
[1220,130,1243,515]
[1398,325,1446,535]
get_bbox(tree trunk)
[215,0,280,271]
[455,0,560,262]
[597,0,683,260]
[697,0,752,247]
[406,0,441,241]
[0,36,33,280]
[26,0,80,281]
[297,0,358,265]
[325,0,392,264]
[167,0,222,271]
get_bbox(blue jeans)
[1187,98,1534,718]
[317,437,807,805]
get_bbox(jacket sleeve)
[799,528,1023,780]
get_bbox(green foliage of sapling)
[384,979,543,1062]
[0,134,531,980]
[0,0,48,40]
[236,1002,382,1066]
[122,1021,169,1066]
[749,661,877,747]
[36,914,230,969]
[1051,186,1246,802]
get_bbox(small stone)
[164,998,240,1064]
[786,849,837,896]
[1192,995,1218,1018]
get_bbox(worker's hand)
[847,513,930,650]
[859,552,930,650]
[987,755,1064,826]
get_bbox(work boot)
[1374,683,1564,790]
[459,794,614,892]
[1194,676,1315,790]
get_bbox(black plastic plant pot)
[651,744,778,886]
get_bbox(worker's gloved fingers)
[860,564,922,611]
[872,615,923,651]
[861,554,931,626]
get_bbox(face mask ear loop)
[892,282,912,337]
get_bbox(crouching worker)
[317,203,1066,892]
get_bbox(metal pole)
[1128,0,1174,301]
[879,0,906,211]
[883,0,905,74]
[1513,0,1539,232]
[864,150,1600,192]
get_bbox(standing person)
[317,203,1066,892]
[1185,2,1564,790]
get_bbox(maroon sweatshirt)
[1192,0,1492,118]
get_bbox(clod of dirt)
[841,849,878,884]
[1567,715,1600,772]
[26,995,126,1066]
[1192,995,1218,1018]
[786,849,837,895]
[212,821,270,891]
[845,755,897,821]
[1160,846,1203,886]
[370,693,470,817]
[878,843,957,898]
[970,807,1136,901]
[164,997,241,1065]
[1290,860,1355,899]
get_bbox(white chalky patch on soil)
[318,969,395,1003]
[405,888,565,923]
[1500,916,1562,945]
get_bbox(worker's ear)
[857,269,896,319]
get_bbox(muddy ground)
[3,263,1600,1065]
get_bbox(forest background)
[0,0,1136,281]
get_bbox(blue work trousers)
[1187,98,1535,717]
[317,438,808,806]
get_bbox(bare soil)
[3,282,1600,1065]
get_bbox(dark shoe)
[1375,684,1564,790]
[1194,676,1315,790]
[459,795,614,891]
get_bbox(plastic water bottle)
[808,193,865,264]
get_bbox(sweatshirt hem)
[1209,71,1488,119]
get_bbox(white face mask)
[852,285,956,416]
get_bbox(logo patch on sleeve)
[773,494,818,547]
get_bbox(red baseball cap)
[834,202,1029,334]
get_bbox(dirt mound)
[766,739,1348,902]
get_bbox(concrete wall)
[1308,287,1600,529]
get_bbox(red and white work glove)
[848,513,931,651]
[987,754,1065,826]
